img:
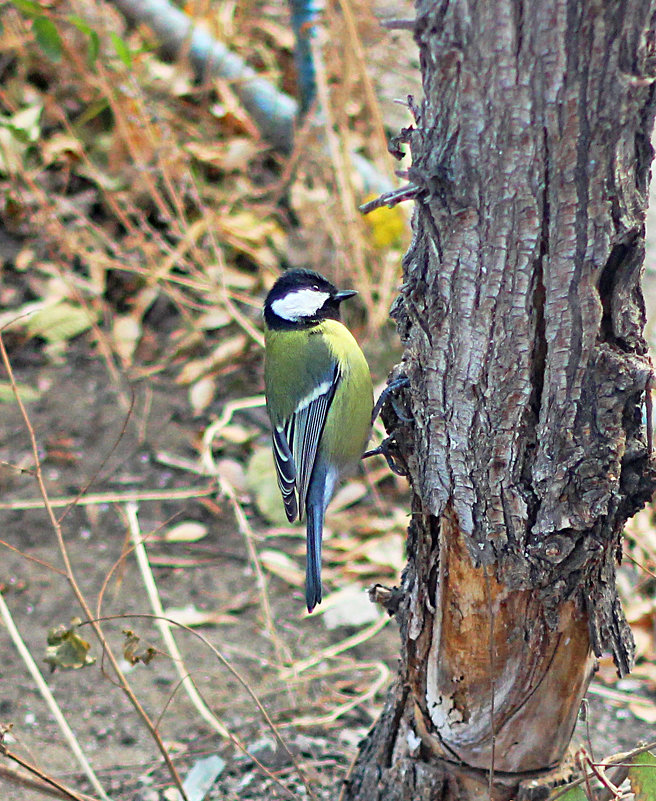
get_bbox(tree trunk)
[345,2,656,799]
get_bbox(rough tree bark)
[344,2,656,800]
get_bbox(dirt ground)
[1,299,655,801]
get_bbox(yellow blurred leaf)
[362,194,407,250]
[26,301,95,343]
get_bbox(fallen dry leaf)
[164,521,209,543]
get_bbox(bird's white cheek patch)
[272,289,330,321]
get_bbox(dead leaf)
[359,534,404,569]
[195,309,232,330]
[331,481,368,511]
[113,314,142,364]
[164,521,209,543]
[185,138,259,171]
[0,381,41,404]
[122,629,157,665]
[319,585,380,629]
[216,458,248,493]
[260,549,304,587]
[26,301,96,344]
[44,619,95,672]
[42,133,84,166]
[176,335,247,384]
[163,604,221,627]
[189,376,216,415]
[629,700,656,723]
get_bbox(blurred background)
[0,2,655,799]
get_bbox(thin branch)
[379,18,416,30]
[359,183,421,214]
[279,614,389,680]
[91,613,317,801]
[0,332,189,801]
[0,484,216,511]
[0,593,110,801]
[125,501,232,740]
[0,749,101,801]
[0,761,99,801]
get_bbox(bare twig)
[379,18,416,30]
[0,749,100,801]
[91,613,318,801]
[0,593,110,800]
[0,333,189,801]
[125,501,232,740]
[279,614,389,680]
[359,183,420,214]
[0,484,216,511]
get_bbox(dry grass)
[0,0,413,796]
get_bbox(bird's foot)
[372,376,411,424]
[362,436,408,476]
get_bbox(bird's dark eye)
[312,285,319,290]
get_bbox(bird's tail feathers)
[305,501,323,613]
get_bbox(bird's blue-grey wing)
[272,425,298,521]
[272,363,340,522]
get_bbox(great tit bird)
[263,269,373,612]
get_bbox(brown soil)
[1,336,653,801]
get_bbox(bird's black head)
[263,269,357,330]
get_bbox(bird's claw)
[372,376,411,424]
[363,437,408,476]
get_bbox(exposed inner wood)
[410,506,594,772]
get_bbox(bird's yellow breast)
[264,319,373,467]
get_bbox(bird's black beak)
[335,289,358,303]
